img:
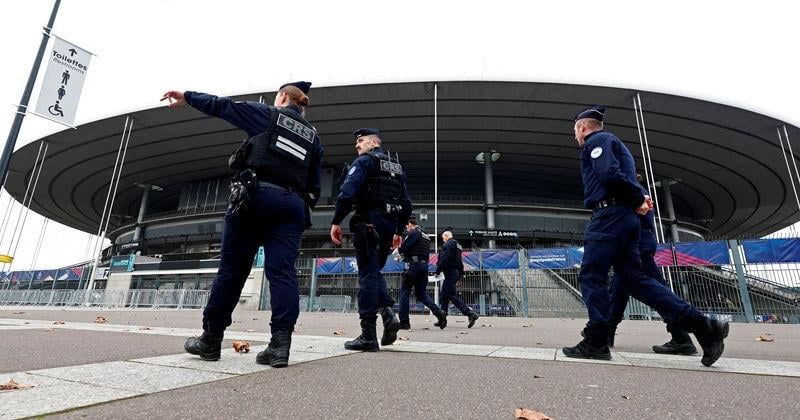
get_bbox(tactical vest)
[357,151,405,214]
[444,240,463,268]
[243,107,317,192]
[406,227,431,258]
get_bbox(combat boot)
[467,309,480,329]
[398,319,412,330]
[653,326,698,355]
[562,338,612,361]
[380,307,401,346]
[692,318,729,366]
[184,331,223,361]
[256,328,292,368]
[434,313,447,329]
[345,318,380,352]
[607,325,617,348]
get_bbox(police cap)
[441,226,454,236]
[352,128,380,139]
[574,105,606,122]
[280,81,312,94]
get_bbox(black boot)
[692,318,729,366]
[345,318,380,352]
[380,307,401,346]
[607,326,617,348]
[256,328,292,368]
[434,313,447,329]
[562,338,612,360]
[184,331,222,361]
[467,309,480,329]
[653,325,698,355]
[398,319,411,330]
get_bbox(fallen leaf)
[232,341,250,353]
[53,321,65,325]
[94,316,107,324]
[422,327,430,330]
[12,311,25,314]
[0,379,32,391]
[522,324,534,328]
[587,384,599,388]
[333,330,345,336]
[23,322,29,325]
[252,318,259,321]
[138,326,151,330]
[515,407,552,420]
[122,329,130,332]
[481,324,494,328]
[621,395,630,400]
[756,334,774,342]
[536,342,542,345]
[398,336,409,341]
[459,331,468,335]
[244,329,256,332]
[533,375,543,379]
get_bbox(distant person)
[396,217,446,330]
[435,227,479,329]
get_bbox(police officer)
[607,174,696,354]
[564,105,727,367]
[161,81,323,367]
[435,228,479,329]
[330,128,412,351]
[396,217,447,330]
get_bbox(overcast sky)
[0,0,798,270]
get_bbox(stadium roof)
[6,81,800,237]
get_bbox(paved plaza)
[1,308,799,419]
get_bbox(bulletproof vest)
[243,107,317,192]
[407,227,431,258]
[357,151,405,214]
[443,240,463,268]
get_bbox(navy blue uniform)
[397,226,441,322]
[435,238,471,316]
[185,91,323,334]
[332,147,412,319]
[577,130,703,345]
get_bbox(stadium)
[3,81,800,321]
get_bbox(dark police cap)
[574,105,606,122]
[352,128,380,138]
[280,81,312,95]
[441,226,454,236]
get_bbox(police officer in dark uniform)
[396,217,447,330]
[330,128,412,351]
[161,81,323,367]
[434,227,479,329]
[564,105,727,367]
[608,174,697,354]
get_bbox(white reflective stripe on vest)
[276,135,307,160]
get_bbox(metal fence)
[0,289,210,309]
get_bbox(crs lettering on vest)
[380,160,402,177]
[277,113,315,142]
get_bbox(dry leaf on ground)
[422,327,430,330]
[94,316,107,323]
[481,324,494,328]
[12,311,25,314]
[232,341,250,353]
[459,331,468,335]
[533,375,543,379]
[522,324,534,328]
[621,395,630,400]
[244,329,256,332]
[53,321,65,325]
[138,326,151,330]
[398,336,409,341]
[333,330,345,336]
[756,334,775,342]
[0,379,32,391]
[515,407,552,420]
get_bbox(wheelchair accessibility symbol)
[48,101,64,117]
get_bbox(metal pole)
[133,184,151,242]
[0,0,61,188]
[7,142,49,269]
[776,127,800,214]
[308,257,318,311]
[661,182,681,243]
[636,93,666,243]
[484,151,496,249]
[434,83,438,250]
[3,142,44,252]
[518,248,529,318]
[728,239,754,323]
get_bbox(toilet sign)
[34,36,93,126]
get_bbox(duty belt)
[258,180,291,192]
[593,197,620,211]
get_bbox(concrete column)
[132,185,151,242]
[662,182,680,243]
[484,151,497,249]
[728,239,755,323]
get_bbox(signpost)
[32,36,93,127]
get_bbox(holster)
[353,222,379,251]
[228,169,257,215]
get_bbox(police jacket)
[435,239,464,275]
[331,147,412,234]
[398,226,430,261]
[580,130,644,210]
[185,91,323,207]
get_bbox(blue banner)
[480,250,520,270]
[527,247,582,269]
[743,239,800,263]
[314,250,521,275]
[673,241,730,266]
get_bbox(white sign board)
[34,36,92,126]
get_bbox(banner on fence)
[742,239,800,264]
[315,250,521,275]
[654,244,674,267]
[527,247,582,269]
[672,241,730,266]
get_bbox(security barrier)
[0,289,210,309]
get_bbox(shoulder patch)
[348,166,357,176]
[590,147,603,159]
